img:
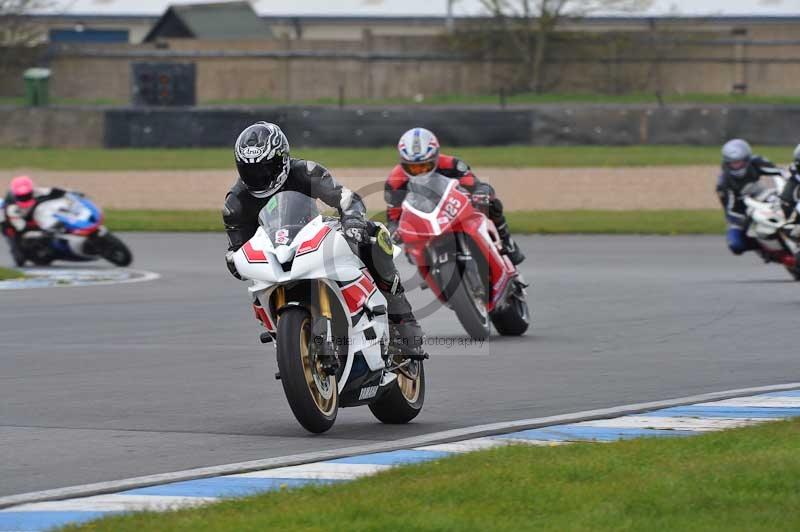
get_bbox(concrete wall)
[0,106,105,147]
[37,29,800,104]
[4,104,800,149]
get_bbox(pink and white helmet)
[10,176,35,210]
[398,128,440,178]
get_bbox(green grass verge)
[106,210,223,232]
[105,209,724,235]
[505,209,724,235]
[210,91,800,107]
[0,266,24,280]
[0,145,793,171]
[67,419,800,532]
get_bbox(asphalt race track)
[2,233,799,497]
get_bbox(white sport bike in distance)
[230,191,424,433]
[742,176,800,280]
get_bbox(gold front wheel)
[276,308,338,433]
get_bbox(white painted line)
[415,438,510,453]
[500,439,573,446]
[578,416,767,432]
[232,463,391,480]
[699,397,800,408]
[6,494,215,513]
[0,269,160,290]
[2,382,798,510]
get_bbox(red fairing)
[397,180,515,312]
[341,270,377,315]
[762,248,796,268]
[297,225,332,257]
[253,304,275,332]
[73,213,104,237]
[243,241,268,263]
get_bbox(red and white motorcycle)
[742,176,800,280]
[231,191,424,433]
[396,173,530,340]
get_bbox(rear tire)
[491,281,530,336]
[276,308,338,434]
[369,362,425,424]
[99,234,133,267]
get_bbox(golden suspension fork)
[273,286,286,311]
[318,281,332,319]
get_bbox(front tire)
[439,260,491,340]
[98,233,133,267]
[369,361,425,424]
[276,308,338,433]
[786,265,800,281]
[11,248,26,267]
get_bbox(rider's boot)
[385,288,427,360]
[497,222,525,265]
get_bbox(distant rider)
[2,176,68,263]
[779,144,800,265]
[384,127,525,265]
[715,139,784,255]
[222,122,426,359]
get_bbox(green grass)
[0,145,793,171]
[0,266,24,280]
[207,91,800,107]
[67,418,800,532]
[505,209,724,235]
[104,209,724,235]
[0,97,123,106]
[106,210,223,232]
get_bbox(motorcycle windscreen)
[405,173,453,214]
[258,191,321,246]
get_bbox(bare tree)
[0,0,50,94]
[0,0,48,46]
[480,0,651,93]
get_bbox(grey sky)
[62,0,800,17]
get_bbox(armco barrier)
[4,104,800,148]
[103,107,533,148]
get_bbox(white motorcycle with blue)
[0,192,132,267]
[230,191,424,433]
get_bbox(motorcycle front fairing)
[30,194,105,260]
[233,195,391,396]
[398,174,517,312]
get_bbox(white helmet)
[721,138,752,178]
[398,127,440,178]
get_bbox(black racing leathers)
[223,159,364,251]
[715,156,784,228]
[780,164,800,219]
[223,158,416,325]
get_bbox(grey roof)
[144,1,272,41]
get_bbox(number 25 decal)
[444,197,461,218]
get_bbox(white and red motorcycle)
[742,177,800,280]
[231,191,425,433]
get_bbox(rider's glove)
[342,213,369,245]
[225,250,242,280]
[471,193,492,213]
